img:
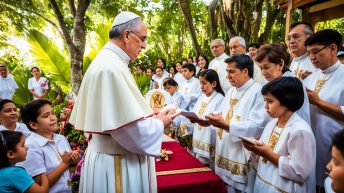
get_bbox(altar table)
[156,141,227,193]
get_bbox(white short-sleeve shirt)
[21,132,72,193]
[28,77,49,99]
[0,76,18,100]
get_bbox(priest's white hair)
[211,38,225,45]
[109,17,142,39]
[230,36,246,48]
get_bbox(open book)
[238,136,262,146]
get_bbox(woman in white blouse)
[28,67,49,100]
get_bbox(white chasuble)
[192,91,224,164]
[289,54,318,79]
[215,79,269,192]
[303,61,344,186]
[254,113,316,193]
[70,42,164,193]
[209,53,231,92]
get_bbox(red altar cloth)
[156,141,227,193]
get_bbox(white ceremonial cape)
[209,53,231,92]
[289,54,318,78]
[192,91,224,164]
[303,61,344,187]
[254,113,316,193]
[70,43,153,133]
[70,42,164,193]
[215,79,270,192]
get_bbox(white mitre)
[112,11,140,27]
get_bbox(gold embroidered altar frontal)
[215,155,248,176]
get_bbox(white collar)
[293,53,309,62]
[103,42,131,63]
[237,78,254,91]
[322,60,341,74]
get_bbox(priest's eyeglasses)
[129,30,147,44]
[307,45,329,56]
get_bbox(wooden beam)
[277,0,316,9]
[309,4,344,27]
[285,0,293,41]
[309,0,344,13]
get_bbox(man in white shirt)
[208,39,231,92]
[288,22,317,80]
[0,64,18,100]
[69,11,172,193]
[303,29,344,191]
[229,37,264,85]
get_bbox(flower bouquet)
[156,149,173,161]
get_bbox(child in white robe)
[191,69,224,167]
[243,77,316,193]
[177,63,201,148]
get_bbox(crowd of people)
[0,11,343,193]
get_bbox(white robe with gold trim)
[215,79,269,192]
[303,61,344,186]
[192,91,224,164]
[209,53,231,92]
[253,113,316,193]
[70,42,163,193]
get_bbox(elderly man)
[0,64,18,100]
[229,36,264,85]
[303,29,344,191]
[208,39,231,92]
[70,12,172,193]
[288,22,317,80]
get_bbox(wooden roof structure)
[277,0,344,40]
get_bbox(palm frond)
[26,29,71,92]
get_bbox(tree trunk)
[49,0,90,94]
[219,0,236,37]
[258,0,280,44]
[208,0,218,39]
[252,0,264,42]
[178,0,201,57]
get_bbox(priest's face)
[307,43,335,70]
[126,20,147,60]
[226,62,249,88]
[327,146,344,193]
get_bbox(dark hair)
[304,29,342,51]
[21,99,52,131]
[199,69,225,96]
[0,99,14,111]
[332,129,344,157]
[225,54,254,78]
[247,43,260,50]
[0,131,23,169]
[30,66,40,72]
[157,58,166,68]
[290,21,314,34]
[261,77,304,112]
[182,63,196,76]
[163,78,178,87]
[169,66,176,73]
[255,43,290,73]
[197,55,209,69]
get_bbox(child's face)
[198,56,207,69]
[182,68,193,80]
[0,102,19,125]
[199,76,215,97]
[155,68,163,77]
[327,146,344,193]
[176,63,182,72]
[164,84,177,95]
[30,104,58,135]
[10,135,27,164]
[263,92,288,118]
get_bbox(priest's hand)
[306,88,320,105]
[156,110,173,129]
[205,113,229,130]
[299,70,312,80]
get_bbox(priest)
[69,11,172,193]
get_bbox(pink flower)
[41,79,49,87]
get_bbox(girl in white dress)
[28,67,48,100]
[191,69,224,167]
[243,77,316,193]
[153,67,168,89]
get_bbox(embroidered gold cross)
[314,79,325,93]
[217,99,238,140]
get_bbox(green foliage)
[26,29,71,93]
[316,18,344,38]
[132,71,150,95]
